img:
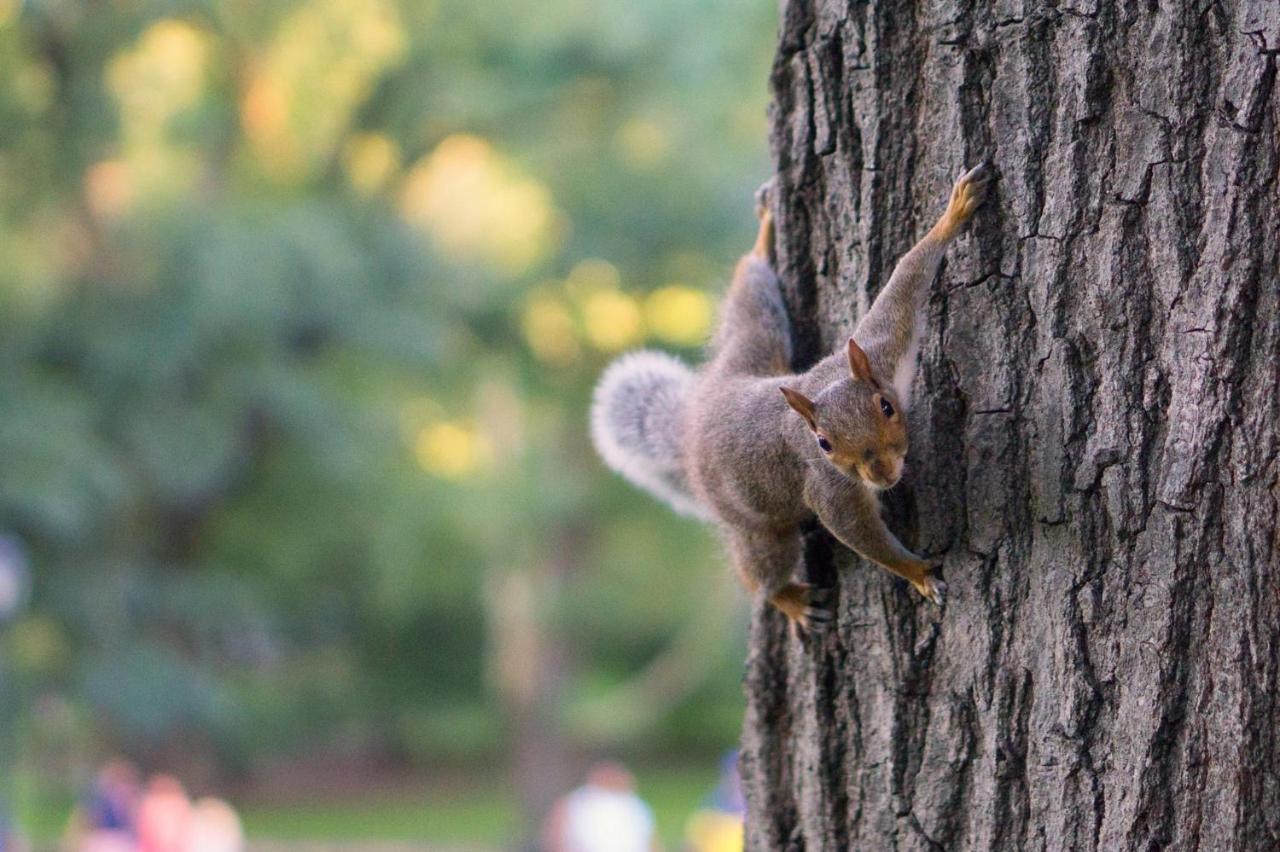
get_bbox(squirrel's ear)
[780,386,817,430]
[847,337,873,383]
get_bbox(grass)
[237,763,722,848]
[15,763,727,848]
[238,782,519,846]
[638,765,722,846]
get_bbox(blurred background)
[0,0,775,848]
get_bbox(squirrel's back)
[590,350,709,520]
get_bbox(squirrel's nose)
[874,458,903,486]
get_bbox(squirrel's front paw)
[952,162,993,218]
[913,575,946,606]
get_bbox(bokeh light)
[582,289,644,352]
[645,285,712,346]
[415,420,493,479]
[399,134,562,276]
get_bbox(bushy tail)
[590,351,709,520]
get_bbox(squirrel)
[591,163,992,632]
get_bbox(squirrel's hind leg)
[747,185,773,262]
[710,197,792,377]
[726,526,833,635]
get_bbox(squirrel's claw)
[960,161,992,186]
[773,582,835,639]
[754,178,776,221]
[801,608,833,636]
[923,577,947,607]
[792,584,835,638]
[907,571,946,606]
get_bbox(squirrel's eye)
[879,398,895,418]
[816,436,832,453]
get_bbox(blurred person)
[682,752,743,852]
[183,798,243,852]
[87,760,141,835]
[75,830,134,852]
[542,762,661,852]
[136,776,191,852]
[64,759,141,852]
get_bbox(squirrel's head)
[780,338,907,489]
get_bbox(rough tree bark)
[741,2,1280,849]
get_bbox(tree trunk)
[741,2,1280,849]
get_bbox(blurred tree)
[0,0,775,806]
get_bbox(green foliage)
[0,0,774,785]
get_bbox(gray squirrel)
[591,164,992,631]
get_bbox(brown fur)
[684,164,992,629]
